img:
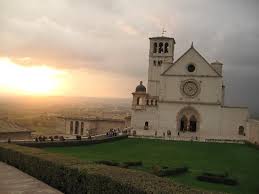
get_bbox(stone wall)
[65,119,126,136]
[248,119,259,144]
[131,102,251,141]
[221,107,249,140]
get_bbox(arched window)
[144,121,149,130]
[158,60,162,66]
[75,121,79,134]
[137,97,140,105]
[70,121,73,134]
[159,42,163,53]
[153,43,157,53]
[164,42,169,53]
[153,60,156,66]
[155,100,158,106]
[180,116,188,131]
[146,99,149,105]
[189,115,197,132]
[238,126,245,135]
[151,100,153,105]
[81,122,84,135]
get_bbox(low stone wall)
[0,131,32,141]
[15,135,128,148]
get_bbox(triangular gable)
[162,46,221,77]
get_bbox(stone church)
[131,36,259,142]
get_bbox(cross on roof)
[162,28,166,36]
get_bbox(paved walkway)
[0,162,63,194]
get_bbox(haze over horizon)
[0,0,259,114]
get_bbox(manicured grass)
[44,138,259,194]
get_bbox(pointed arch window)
[153,43,157,53]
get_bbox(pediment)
[162,47,221,77]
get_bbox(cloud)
[0,0,258,112]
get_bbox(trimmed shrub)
[0,143,214,194]
[202,172,228,178]
[197,175,238,186]
[122,161,142,167]
[152,165,188,177]
[96,161,143,168]
[95,160,120,166]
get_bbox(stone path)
[0,162,63,194]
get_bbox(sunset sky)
[0,0,259,112]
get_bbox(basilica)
[131,36,259,142]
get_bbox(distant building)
[131,35,259,143]
[0,118,32,141]
[62,117,129,136]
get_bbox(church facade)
[130,36,255,141]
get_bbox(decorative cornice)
[222,106,248,109]
[148,80,160,82]
[161,74,222,78]
[159,100,221,106]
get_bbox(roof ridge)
[161,46,221,77]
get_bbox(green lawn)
[44,138,259,194]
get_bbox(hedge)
[152,165,188,177]
[0,143,218,194]
[95,160,143,168]
[202,172,228,178]
[197,172,238,186]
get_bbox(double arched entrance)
[177,107,200,133]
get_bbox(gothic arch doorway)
[177,107,200,132]
[180,115,187,131]
[189,115,197,132]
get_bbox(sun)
[0,57,65,95]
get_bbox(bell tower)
[147,36,176,97]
